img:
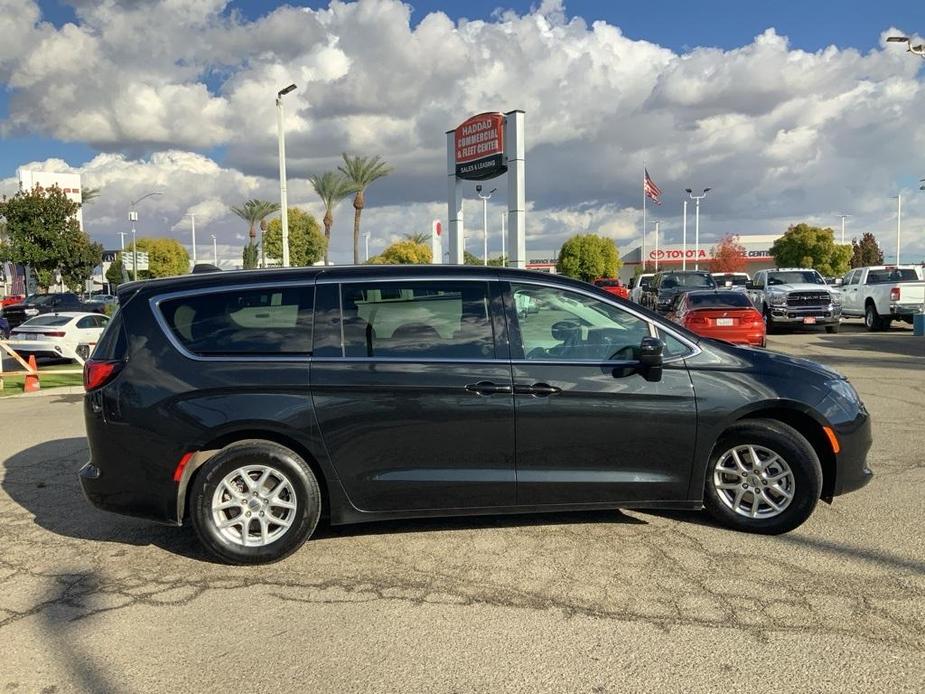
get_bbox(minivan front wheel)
[190,440,321,564]
[704,419,822,534]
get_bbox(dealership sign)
[648,248,772,261]
[454,112,506,180]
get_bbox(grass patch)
[0,363,83,396]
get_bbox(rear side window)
[340,281,495,359]
[160,286,314,356]
[92,310,127,360]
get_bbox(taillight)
[42,331,66,337]
[890,287,900,301]
[685,314,708,325]
[83,359,122,391]
[741,310,764,326]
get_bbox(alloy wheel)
[712,444,795,519]
[211,465,298,547]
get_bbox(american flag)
[644,169,662,205]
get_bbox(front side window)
[160,286,314,356]
[512,283,651,361]
[340,281,495,359]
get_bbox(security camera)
[476,185,482,193]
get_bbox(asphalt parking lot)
[1,319,923,693]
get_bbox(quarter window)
[511,283,651,361]
[160,286,314,356]
[339,281,495,359]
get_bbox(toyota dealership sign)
[454,112,506,180]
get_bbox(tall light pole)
[186,213,197,267]
[128,191,162,281]
[891,194,902,264]
[363,232,370,262]
[500,211,506,266]
[837,215,850,244]
[119,232,126,250]
[276,83,297,268]
[685,187,711,270]
[886,36,925,59]
[211,234,217,265]
[476,185,496,266]
[682,199,688,270]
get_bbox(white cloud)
[1,1,924,263]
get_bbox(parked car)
[711,272,750,290]
[629,273,654,304]
[8,312,110,361]
[641,270,717,313]
[2,292,104,329]
[86,294,117,305]
[80,266,872,564]
[838,265,925,331]
[746,268,842,334]
[593,277,629,300]
[1,294,25,309]
[667,290,765,347]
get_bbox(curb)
[4,386,85,399]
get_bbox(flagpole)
[642,163,647,273]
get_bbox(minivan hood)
[694,338,845,381]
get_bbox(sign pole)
[446,131,465,264]
[642,163,647,272]
[682,200,688,271]
[505,110,526,268]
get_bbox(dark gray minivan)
[80,265,872,564]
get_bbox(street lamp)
[685,187,711,270]
[276,83,297,268]
[186,213,197,267]
[211,234,218,265]
[886,36,925,58]
[363,232,371,263]
[128,192,162,281]
[652,220,660,272]
[891,194,902,264]
[682,199,688,270]
[475,185,496,266]
[837,215,850,244]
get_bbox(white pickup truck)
[839,265,925,331]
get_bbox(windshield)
[661,274,716,290]
[866,269,920,284]
[767,271,824,286]
[713,274,749,286]
[27,295,58,306]
[688,292,752,308]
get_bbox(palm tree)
[309,171,358,265]
[81,187,101,205]
[230,199,280,268]
[338,154,393,264]
[404,230,429,244]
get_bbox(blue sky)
[4,0,922,178]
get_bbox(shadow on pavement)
[777,533,925,575]
[1,437,211,562]
[315,508,646,541]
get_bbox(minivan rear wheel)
[703,419,822,534]
[190,440,321,564]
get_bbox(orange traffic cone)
[23,355,40,393]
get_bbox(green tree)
[0,184,102,290]
[264,208,327,267]
[770,223,852,277]
[556,234,621,282]
[231,199,280,269]
[369,240,431,264]
[487,255,507,267]
[463,250,481,265]
[309,171,358,265]
[850,232,884,268]
[242,243,259,269]
[106,254,124,288]
[81,187,101,205]
[338,154,393,264]
[133,237,190,278]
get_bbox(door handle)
[514,383,562,397]
[465,381,513,395]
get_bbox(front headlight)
[826,378,864,413]
[767,292,787,306]
[830,292,842,307]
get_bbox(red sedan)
[1,295,24,308]
[593,278,629,300]
[668,290,766,347]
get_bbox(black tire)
[864,302,884,332]
[703,419,822,535]
[762,305,780,335]
[825,323,840,334]
[190,440,321,565]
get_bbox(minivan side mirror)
[637,336,663,382]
